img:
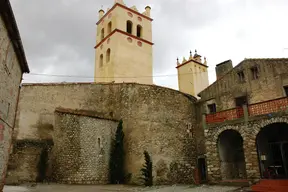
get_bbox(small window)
[207,103,216,114]
[101,28,104,40]
[100,54,103,67]
[106,49,111,63]
[235,96,248,107]
[108,22,112,34]
[126,20,133,34]
[284,86,288,96]
[98,138,101,148]
[237,71,245,82]
[137,25,142,38]
[250,66,259,80]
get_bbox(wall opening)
[126,20,133,34]
[250,66,259,80]
[207,103,216,114]
[256,123,288,179]
[217,130,246,180]
[108,22,112,34]
[98,138,101,148]
[284,86,288,96]
[106,49,111,63]
[137,25,142,38]
[37,147,49,183]
[197,157,207,183]
[101,28,105,40]
[100,54,103,67]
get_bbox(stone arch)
[213,125,246,143]
[250,117,288,141]
[217,129,247,179]
[254,118,288,179]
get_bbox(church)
[4,0,288,189]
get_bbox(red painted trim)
[96,3,153,25]
[176,59,208,69]
[94,29,153,49]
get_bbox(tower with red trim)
[94,0,153,84]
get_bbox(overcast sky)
[11,0,288,90]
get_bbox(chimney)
[215,60,233,79]
[145,6,151,17]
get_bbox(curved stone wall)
[11,83,197,184]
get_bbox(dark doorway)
[37,147,49,182]
[256,123,288,179]
[218,130,247,180]
[198,158,207,183]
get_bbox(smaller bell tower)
[176,50,209,98]
[94,0,154,84]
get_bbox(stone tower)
[176,50,209,98]
[94,0,153,84]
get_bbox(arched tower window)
[126,20,133,34]
[100,54,103,67]
[137,25,142,38]
[108,22,112,34]
[106,49,111,63]
[101,28,104,40]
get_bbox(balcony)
[205,97,288,124]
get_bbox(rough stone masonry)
[0,1,29,190]
[7,83,199,185]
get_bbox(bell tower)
[94,0,153,84]
[176,50,209,98]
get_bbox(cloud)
[10,0,288,89]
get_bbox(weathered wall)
[52,110,118,184]
[198,59,288,113]
[11,83,197,185]
[0,15,23,188]
[5,140,53,184]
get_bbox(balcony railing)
[206,97,288,124]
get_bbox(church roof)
[0,0,29,73]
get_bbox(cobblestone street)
[3,184,240,192]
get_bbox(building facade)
[197,58,288,182]
[177,50,209,98]
[0,0,29,190]
[94,0,153,84]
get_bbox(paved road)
[3,184,240,192]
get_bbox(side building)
[0,0,29,190]
[197,58,288,182]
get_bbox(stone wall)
[52,109,118,184]
[0,14,25,189]
[5,140,53,184]
[204,115,288,182]
[10,83,197,185]
[198,59,288,113]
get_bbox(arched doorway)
[217,130,246,180]
[256,123,288,179]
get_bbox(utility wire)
[25,70,214,79]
